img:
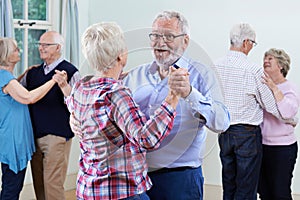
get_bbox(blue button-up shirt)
[123,55,230,169]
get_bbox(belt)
[149,166,193,174]
[228,124,259,131]
[231,124,258,128]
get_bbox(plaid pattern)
[214,50,284,125]
[66,76,176,200]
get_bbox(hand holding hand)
[53,70,68,88]
[69,113,83,139]
[168,66,191,98]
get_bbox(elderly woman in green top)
[0,37,62,200]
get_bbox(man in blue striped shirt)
[70,10,230,200]
[123,10,230,200]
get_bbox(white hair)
[153,10,190,36]
[81,22,126,72]
[230,23,256,48]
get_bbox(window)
[12,0,52,76]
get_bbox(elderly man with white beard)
[122,10,230,200]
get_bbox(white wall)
[75,0,300,195]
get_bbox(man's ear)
[242,40,247,48]
[183,35,190,48]
[56,44,62,52]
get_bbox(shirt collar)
[43,57,64,75]
[228,50,247,58]
[173,53,190,69]
[148,53,190,75]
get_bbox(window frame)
[12,0,53,75]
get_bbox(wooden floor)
[66,188,300,200]
[65,189,76,200]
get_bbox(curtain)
[0,0,14,37]
[60,0,79,67]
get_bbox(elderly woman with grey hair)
[258,48,300,200]
[0,37,57,200]
[66,22,185,200]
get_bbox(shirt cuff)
[161,101,177,117]
[183,86,211,123]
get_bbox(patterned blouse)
[66,76,176,199]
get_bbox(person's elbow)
[206,110,230,133]
[18,93,39,104]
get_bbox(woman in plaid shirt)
[66,22,186,200]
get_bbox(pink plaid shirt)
[66,76,176,200]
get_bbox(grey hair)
[81,22,126,72]
[230,23,256,48]
[55,33,64,55]
[153,10,190,35]
[264,48,291,77]
[0,37,17,66]
[49,31,64,55]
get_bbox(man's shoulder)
[244,61,262,75]
[57,60,78,74]
[27,64,43,74]
[60,60,78,69]
[127,63,151,75]
[214,56,226,65]
[122,63,152,87]
[214,53,261,72]
[188,59,215,77]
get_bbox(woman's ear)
[118,51,128,67]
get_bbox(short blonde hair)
[0,37,17,66]
[81,22,126,72]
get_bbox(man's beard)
[153,47,183,70]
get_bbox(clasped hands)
[168,66,191,98]
[52,70,68,88]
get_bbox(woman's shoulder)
[280,80,300,97]
[0,70,15,88]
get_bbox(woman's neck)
[271,74,286,84]
[94,65,121,80]
[0,64,14,73]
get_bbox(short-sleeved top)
[0,69,35,173]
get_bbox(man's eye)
[165,35,173,40]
